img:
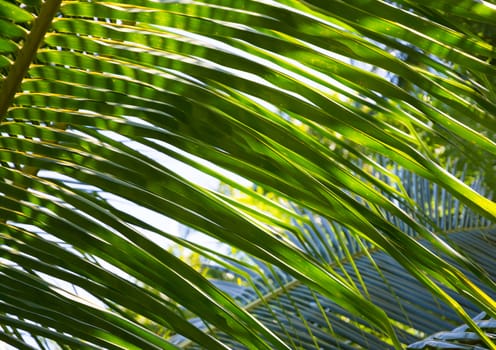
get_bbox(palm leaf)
[1,0,495,349]
[174,167,496,349]
[408,312,496,349]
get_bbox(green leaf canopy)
[0,0,495,349]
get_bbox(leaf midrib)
[0,0,62,121]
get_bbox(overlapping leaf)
[0,0,495,349]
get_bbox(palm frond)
[1,0,495,349]
[174,167,495,349]
[408,312,496,350]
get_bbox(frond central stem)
[0,0,62,121]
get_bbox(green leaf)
[0,0,33,23]
[1,0,495,349]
